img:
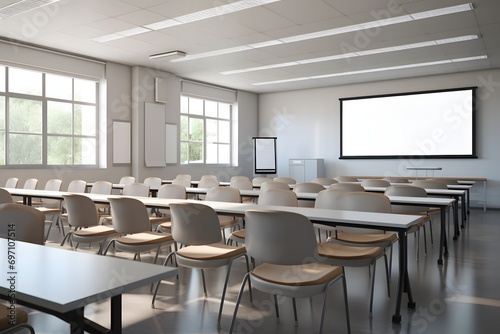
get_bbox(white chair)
[205,186,243,243]
[60,194,116,253]
[172,178,191,188]
[103,197,174,263]
[0,188,13,204]
[230,179,254,203]
[0,203,45,245]
[155,184,188,233]
[384,185,432,259]
[311,177,338,186]
[260,181,290,191]
[328,182,365,192]
[230,175,250,182]
[122,182,150,197]
[273,177,296,184]
[293,182,326,207]
[54,180,88,237]
[144,177,162,195]
[176,174,192,181]
[90,181,113,221]
[13,178,39,204]
[119,176,135,185]
[152,202,250,329]
[200,174,218,181]
[360,179,391,187]
[197,178,219,200]
[4,177,19,188]
[229,209,350,333]
[252,176,272,187]
[31,179,63,241]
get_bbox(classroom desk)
[0,239,178,334]
[3,187,423,324]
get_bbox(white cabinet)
[289,159,324,183]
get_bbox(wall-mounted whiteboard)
[165,123,177,164]
[112,121,131,164]
[145,102,166,167]
[253,137,277,174]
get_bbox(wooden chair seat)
[177,243,246,261]
[252,262,343,286]
[73,225,116,237]
[318,243,384,260]
[116,231,173,246]
[336,231,397,245]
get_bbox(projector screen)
[340,87,477,159]
[253,137,277,174]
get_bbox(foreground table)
[0,239,178,333]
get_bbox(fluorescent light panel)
[149,50,186,59]
[173,3,474,62]
[221,35,479,75]
[252,55,487,86]
[92,0,280,42]
[0,0,60,19]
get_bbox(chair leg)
[151,252,177,308]
[201,269,207,297]
[101,239,116,256]
[274,295,280,323]
[217,258,236,329]
[292,297,298,326]
[228,272,251,334]
[429,218,434,244]
[341,270,352,334]
[369,261,377,318]
[383,254,390,298]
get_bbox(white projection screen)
[340,87,477,159]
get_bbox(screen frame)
[253,137,277,174]
[339,86,478,160]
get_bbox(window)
[180,96,232,164]
[0,65,98,166]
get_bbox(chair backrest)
[172,178,191,187]
[205,186,241,203]
[62,194,99,228]
[258,189,298,207]
[144,177,162,189]
[119,176,136,185]
[23,178,38,190]
[122,183,150,197]
[230,175,250,182]
[157,184,187,199]
[273,177,296,185]
[198,178,219,188]
[0,188,13,204]
[108,197,151,234]
[360,179,391,187]
[67,180,87,193]
[382,177,409,183]
[41,179,63,207]
[90,181,113,194]
[329,192,392,234]
[170,202,222,245]
[176,174,192,181]
[314,189,348,209]
[252,176,272,186]
[334,176,358,182]
[200,174,218,181]
[412,180,448,189]
[230,179,253,190]
[5,177,19,188]
[384,185,429,214]
[260,181,290,191]
[245,209,318,265]
[311,177,338,186]
[294,182,325,193]
[0,203,45,244]
[328,182,365,192]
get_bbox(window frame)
[0,65,100,168]
[180,95,233,165]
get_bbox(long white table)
[3,187,424,324]
[0,239,178,333]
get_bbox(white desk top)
[0,239,178,313]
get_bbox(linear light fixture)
[173,3,474,62]
[149,50,187,59]
[0,0,61,19]
[251,55,488,86]
[92,0,280,43]
[221,35,479,75]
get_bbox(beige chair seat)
[177,243,246,261]
[73,225,116,237]
[218,217,239,228]
[336,231,397,245]
[36,207,60,214]
[318,243,384,260]
[116,231,173,246]
[253,262,342,286]
[230,229,245,239]
[0,305,28,327]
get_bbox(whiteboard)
[253,137,277,174]
[145,102,166,167]
[112,121,131,164]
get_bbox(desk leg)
[461,193,466,228]
[438,207,448,265]
[23,196,32,206]
[453,199,460,240]
[466,189,470,215]
[111,294,122,333]
[67,307,85,334]
[393,231,415,323]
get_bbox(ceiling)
[0,0,499,93]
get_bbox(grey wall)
[258,69,500,208]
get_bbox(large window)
[180,96,232,164]
[0,65,98,166]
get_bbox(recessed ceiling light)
[0,0,61,19]
[252,55,487,86]
[149,50,187,59]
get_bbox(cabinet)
[289,159,324,183]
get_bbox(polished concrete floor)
[27,207,500,333]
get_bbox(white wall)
[258,69,500,208]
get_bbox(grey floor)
[27,207,500,333]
